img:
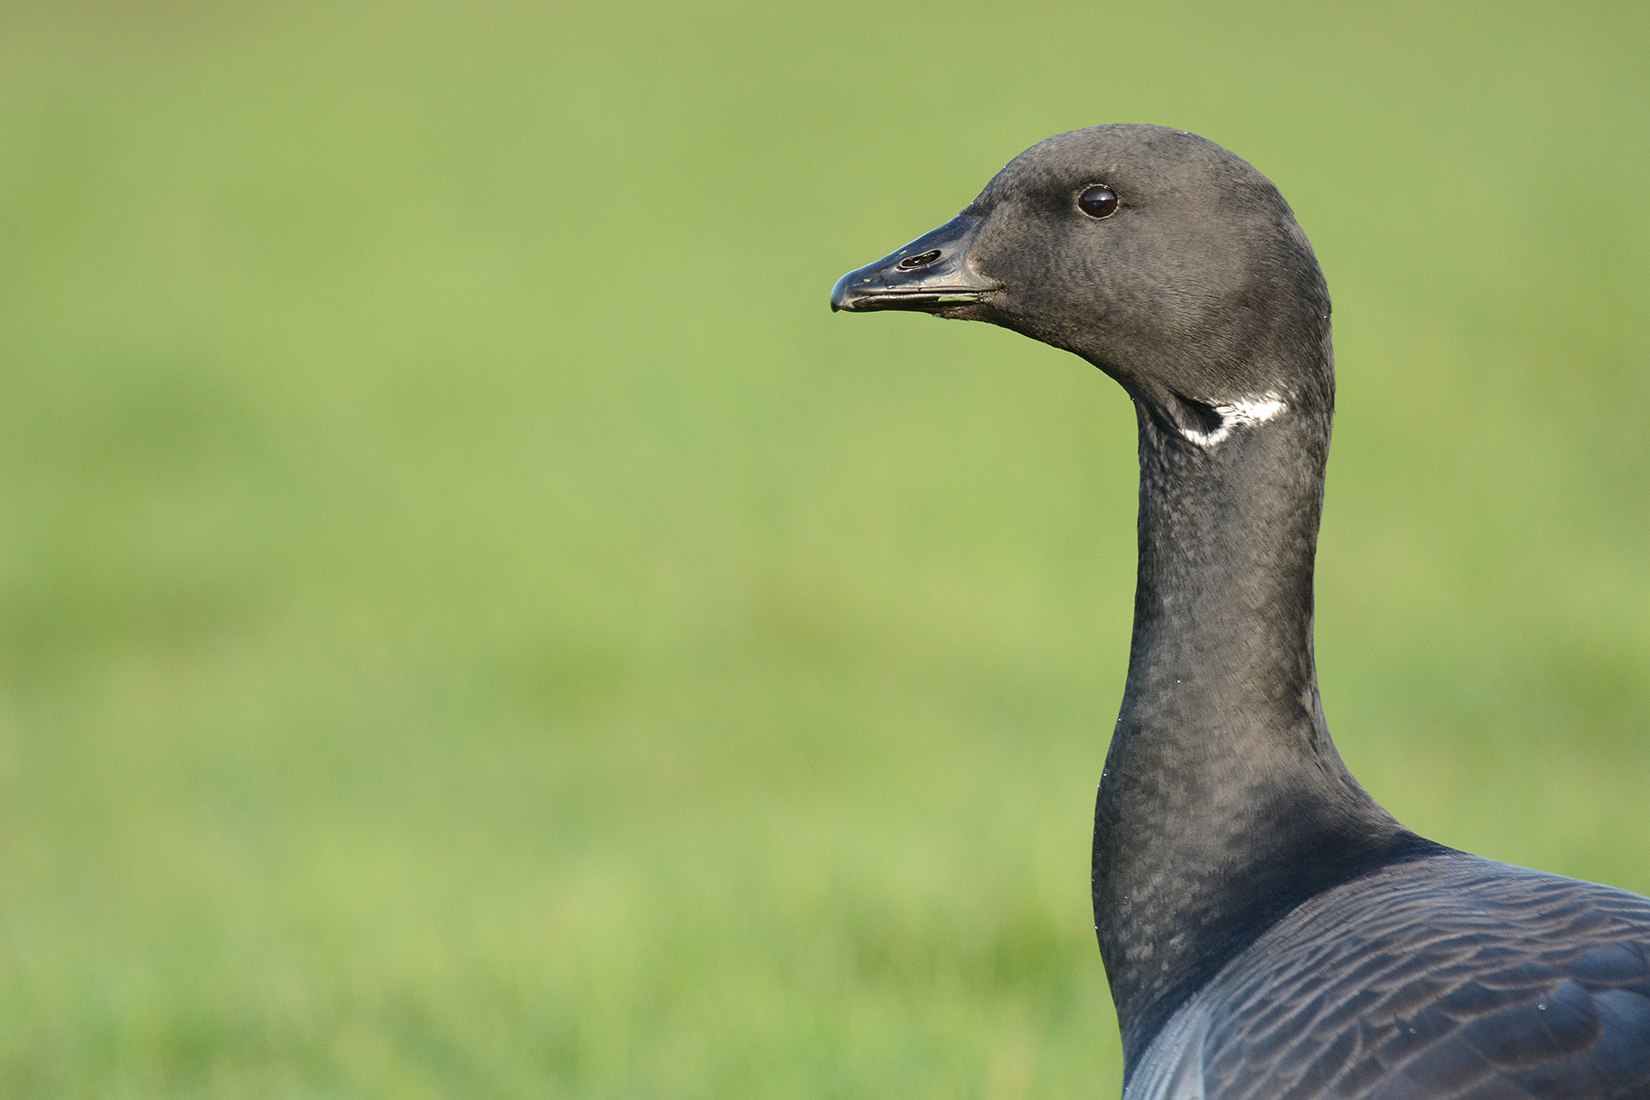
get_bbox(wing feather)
[1126,854,1650,1100]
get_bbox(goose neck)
[1095,395,1418,1073]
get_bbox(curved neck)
[1094,394,1433,1075]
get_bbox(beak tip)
[829,271,858,312]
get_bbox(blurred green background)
[1,0,1647,1095]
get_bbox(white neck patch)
[1180,392,1287,447]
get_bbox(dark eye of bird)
[1078,185,1119,219]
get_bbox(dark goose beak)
[830,214,998,314]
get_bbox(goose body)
[831,125,1650,1098]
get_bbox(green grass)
[1,0,1647,1095]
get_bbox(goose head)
[832,124,1333,442]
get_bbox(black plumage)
[830,124,1650,1098]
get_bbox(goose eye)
[1078,185,1119,219]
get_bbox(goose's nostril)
[898,249,942,270]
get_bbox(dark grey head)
[832,125,1333,442]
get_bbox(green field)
[2,1,1647,1095]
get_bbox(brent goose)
[831,125,1650,1098]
